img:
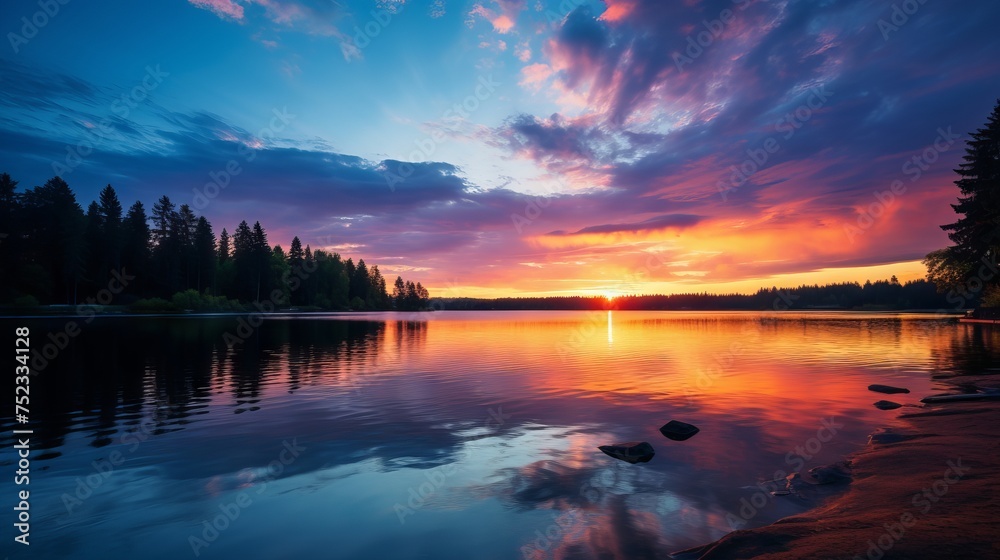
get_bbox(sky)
[1,0,999,298]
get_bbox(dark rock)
[873,400,903,410]
[598,441,655,464]
[868,384,910,394]
[659,420,700,441]
[867,427,915,445]
[808,462,852,485]
[920,392,1000,404]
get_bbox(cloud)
[519,63,553,90]
[188,0,245,21]
[547,214,704,236]
[187,0,380,60]
[8,1,1000,295]
[467,0,526,33]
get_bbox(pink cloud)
[188,0,244,21]
[467,1,525,33]
[492,14,515,33]
[515,41,532,61]
[519,63,553,90]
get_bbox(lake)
[2,311,997,559]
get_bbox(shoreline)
[673,373,1000,559]
[0,308,969,319]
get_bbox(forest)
[0,174,430,312]
[435,277,966,312]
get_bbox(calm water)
[2,311,998,559]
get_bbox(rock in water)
[808,462,852,484]
[874,400,903,410]
[920,393,1000,404]
[867,427,914,445]
[598,441,655,464]
[868,384,910,394]
[659,420,700,441]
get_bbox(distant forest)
[0,174,430,311]
[0,174,979,315]
[437,279,964,312]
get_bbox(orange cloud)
[598,0,636,22]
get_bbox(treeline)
[0,174,430,311]
[436,278,963,311]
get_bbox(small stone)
[809,462,852,484]
[598,441,655,464]
[659,420,700,441]
[868,384,910,395]
[874,400,903,410]
[867,427,913,445]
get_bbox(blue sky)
[2,0,999,296]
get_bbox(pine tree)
[193,216,216,292]
[251,221,269,301]
[122,201,151,294]
[19,177,85,303]
[352,258,370,303]
[150,195,176,246]
[217,228,231,263]
[942,99,1000,259]
[289,236,304,267]
[927,99,1000,295]
[150,195,180,295]
[232,221,254,301]
[83,201,104,291]
[0,173,20,299]
[288,236,304,305]
[393,276,406,309]
[97,184,123,271]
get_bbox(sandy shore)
[673,373,1000,560]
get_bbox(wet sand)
[674,373,1000,560]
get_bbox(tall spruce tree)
[926,99,1000,301]
[121,201,151,295]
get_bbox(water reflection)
[0,312,996,560]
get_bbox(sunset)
[3,0,997,297]
[2,1,999,559]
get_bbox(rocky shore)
[673,374,1000,560]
